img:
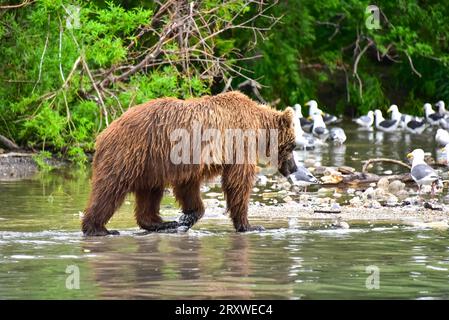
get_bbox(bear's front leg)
[173,180,205,232]
[222,165,265,232]
[135,188,179,232]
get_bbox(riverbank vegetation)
[1,0,449,163]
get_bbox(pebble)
[304,159,315,167]
[384,170,393,175]
[362,187,375,199]
[257,175,268,186]
[337,221,350,229]
[374,188,388,199]
[278,189,288,196]
[377,177,390,190]
[206,192,222,198]
[279,181,291,190]
[338,166,356,174]
[200,186,211,193]
[388,180,405,195]
[365,200,382,209]
[204,199,220,206]
[262,192,278,199]
[347,188,355,194]
[317,188,330,194]
[386,195,399,206]
[283,196,293,202]
[333,192,342,198]
[349,196,363,207]
[331,203,341,210]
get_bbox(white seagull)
[424,103,444,125]
[289,164,320,192]
[387,104,415,130]
[311,113,329,140]
[405,118,427,134]
[435,129,449,147]
[441,144,449,166]
[329,127,347,144]
[407,149,439,194]
[306,100,338,125]
[435,101,448,116]
[294,104,313,132]
[438,117,449,130]
[353,111,374,128]
[374,109,399,132]
[293,105,315,149]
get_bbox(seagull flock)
[289,99,449,195]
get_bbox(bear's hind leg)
[135,187,179,232]
[83,184,126,236]
[173,180,205,231]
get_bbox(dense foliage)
[1,0,449,163]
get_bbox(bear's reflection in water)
[83,230,297,299]
[81,232,294,299]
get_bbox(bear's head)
[277,107,298,177]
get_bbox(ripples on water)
[1,121,449,299]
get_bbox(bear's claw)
[178,213,199,228]
[83,228,120,236]
[237,225,265,232]
[142,221,179,232]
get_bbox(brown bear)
[82,91,297,236]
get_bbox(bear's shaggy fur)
[82,91,297,236]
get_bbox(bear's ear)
[279,107,295,128]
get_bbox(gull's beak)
[406,153,413,159]
[321,111,324,116]
[307,116,312,120]
[387,107,392,113]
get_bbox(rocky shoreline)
[0,152,65,180]
[1,151,448,228]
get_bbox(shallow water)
[1,121,449,299]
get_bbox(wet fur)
[82,91,296,236]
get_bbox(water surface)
[1,121,449,299]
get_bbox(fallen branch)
[0,152,33,158]
[341,172,412,185]
[0,134,20,150]
[362,158,411,173]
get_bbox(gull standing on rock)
[407,149,439,195]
